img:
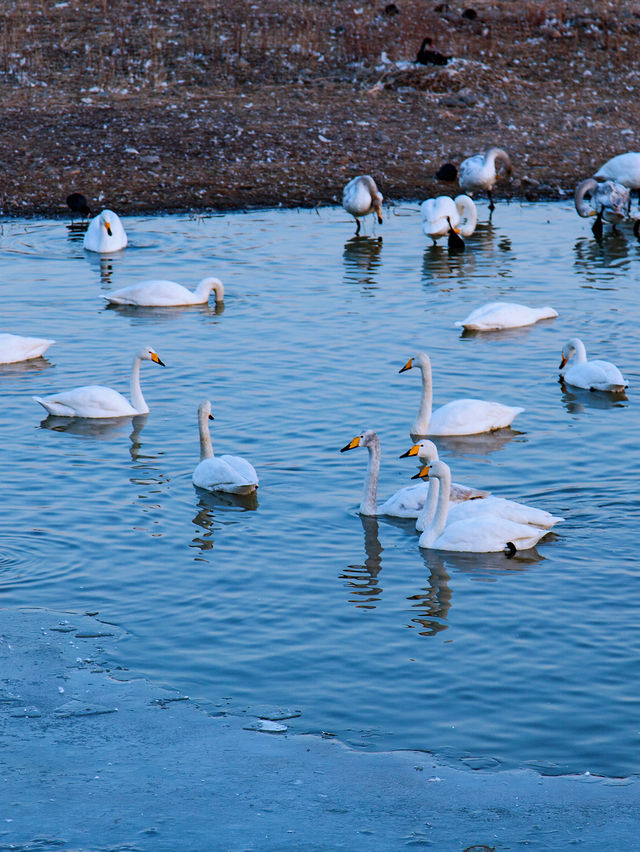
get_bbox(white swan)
[454,302,558,331]
[105,277,224,307]
[399,352,524,436]
[594,152,640,195]
[83,209,128,253]
[559,338,627,393]
[574,179,630,237]
[458,147,512,211]
[0,333,56,364]
[340,431,488,517]
[192,400,258,495]
[421,195,477,245]
[342,175,383,235]
[415,461,553,552]
[33,346,165,417]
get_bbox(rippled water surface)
[1,202,639,776]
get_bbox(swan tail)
[32,396,77,417]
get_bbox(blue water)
[1,202,639,776]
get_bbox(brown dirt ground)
[1,0,639,216]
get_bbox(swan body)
[105,277,224,307]
[559,338,627,393]
[574,178,630,226]
[192,400,258,495]
[342,175,383,235]
[33,346,164,418]
[421,194,477,243]
[455,301,558,331]
[458,147,512,210]
[400,352,524,436]
[0,333,56,364]
[594,152,640,190]
[83,209,128,252]
[417,461,552,552]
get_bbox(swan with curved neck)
[342,175,383,235]
[192,400,258,494]
[559,338,627,392]
[414,461,553,552]
[574,178,630,238]
[105,276,224,307]
[32,346,165,418]
[458,147,512,211]
[421,195,477,245]
[83,209,128,253]
[399,352,524,436]
[454,302,558,331]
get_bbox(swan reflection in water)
[66,221,89,240]
[40,412,149,459]
[415,427,525,459]
[339,515,384,608]
[82,251,126,287]
[0,356,54,377]
[573,230,633,271]
[342,235,383,291]
[191,487,259,554]
[559,379,628,413]
[104,300,225,323]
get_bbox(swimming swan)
[83,209,128,253]
[342,175,383,235]
[192,400,258,495]
[458,147,512,211]
[414,461,553,552]
[574,178,630,237]
[421,195,477,245]
[559,338,627,393]
[399,352,524,436]
[0,333,56,364]
[455,302,558,331]
[340,430,488,517]
[105,277,224,307]
[32,346,165,417]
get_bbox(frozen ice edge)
[0,608,638,850]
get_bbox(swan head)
[138,345,166,367]
[98,209,119,236]
[399,352,430,374]
[411,463,430,480]
[400,439,439,461]
[559,338,583,371]
[412,459,449,481]
[340,429,379,453]
[198,399,215,421]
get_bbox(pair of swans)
[574,179,630,238]
[400,352,524,436]
[421,195,477,250]
[193,400,258,494]
[83,210,128,253]
[0,333,55,364]
[33,346,165,417]
[342,175,383,235]
[455,302,558,331]
[413,460,561,552]
[437,148,512,211]
[559,338,627,393]
[105,277,224,307]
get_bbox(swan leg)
[487,190,495,212]
[354,216,361,236]
[591,211,603,241]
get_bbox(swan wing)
[193,455,258,493]
[449,482,491,502]
[565,360,627,391]
[33,385,136,418]
[429,398,524,435]
[0,334,55,363]
[447,495,563,529]
[379,481,429,517]
[428,514,550,552]
[106,280,195,306]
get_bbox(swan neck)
[197,277,224,301]
[360,437,380,515]
[129,353,148,414]
[198,407,214,460]
[567,337,587,364]
[423,465,451,547]
[414,359,433,435]
[416,476,439,532]
[575,179,597,217]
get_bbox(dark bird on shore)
[461,8,478,20]
[66,192,91,220]
[435,162,458,182]
[383,3,400,16]
[416,37,451,66]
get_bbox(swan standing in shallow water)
[83,209,128,252]
[421,195,477,247]
[414,461,554,552]
[574,178,630,238]
[559,338,627,393]
[105,277,224,307]
[458,147,512,211]
[340,431,488,517]
[0,333,56,364]
[399,352,524,436]
[454,302,558,331]
[192,400,258,495]
[342,175,383,235]
[33,346,165,417]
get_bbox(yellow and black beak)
[399,357,413,374]
[559,354,568,369]
[340,436,361,453]
[411,464,430,480]
[376,207,383,225]
[151,352,166,367]
[104,220,113,236]
[208,413,214,420]
[399,444,420,458]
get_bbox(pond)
[1,200,638,777]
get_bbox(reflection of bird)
[66,192,91,220]
[455,301,558,331]
[83,209,128,253]
[559,338,627,393]
[458,147,512,211]
[574,178,630,239]
[192,400,258,495]
[342,175,383,235]
[421,195,477,248]
[399,352,524,436]
[33,346,165,417]
[105,277,224,307]
[416,37,451,66]
[415,461,553,553]
[0,333,55,364]
[595,152,640,203]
